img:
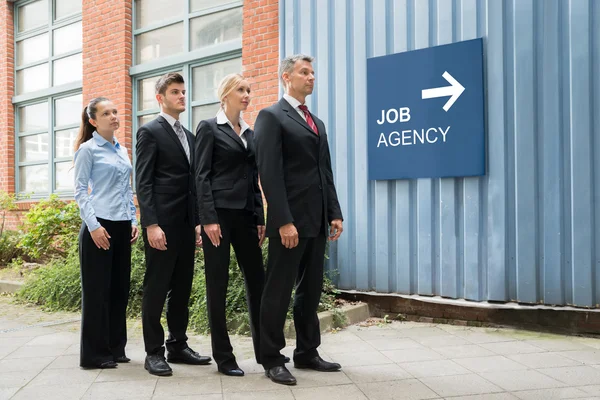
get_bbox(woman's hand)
[257,225,266,247]
[90,226,111,250]
[203,224,222,247]
[130,226,139,243]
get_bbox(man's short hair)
[155,72,185,95]
[279,54,314,87]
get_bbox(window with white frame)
[14,0,82,196]
[132,0,243,133]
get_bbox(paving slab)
[2,296,600,400]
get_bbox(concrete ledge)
[284,302,370,338]
[339,290,600,336]
[0,280,23,294]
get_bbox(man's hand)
[130,226,139,243]
[329,219,343,242]
[147,224,167,250]
[195,225,203,246]
[90,226,111,250]
[257,225,266,247]
[279,223,298,249]
[203,223,222,247]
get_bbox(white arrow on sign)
[421,71,465,112]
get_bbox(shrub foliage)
[15,196,342,333]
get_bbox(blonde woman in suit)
[195,74,265,377]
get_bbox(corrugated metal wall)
[279,0,600,308]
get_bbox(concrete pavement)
[2,296,600,399]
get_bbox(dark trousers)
[202,209,264,368]
[141,224,195,355]
[259,234,327,369]
[79,218,132,367]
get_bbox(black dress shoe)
[265,365,296,385]
[145,354,172,376]
[284,356,291,363]
[218,365,245,377]
[294,356,341,372]
[166,347,211,365]
[114,356,130,363]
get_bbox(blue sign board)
[367,38,485,180]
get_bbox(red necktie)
[298,105,319,135]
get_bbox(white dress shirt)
[283,94,308,122]
[216,109,250,148]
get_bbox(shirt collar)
[283,93,304,110]
[92,131,119,148]
[159,112,178,128]
[216,109,250,135]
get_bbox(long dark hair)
[74,97,110,151]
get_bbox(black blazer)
[195,117,264,226]
[135,115,199,228]
[254,98,343,238]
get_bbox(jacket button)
[243,174,247,179]
[318,185,322,189]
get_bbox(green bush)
[18,233,341,334]
[0,230,25,265]
[18,195,81,261]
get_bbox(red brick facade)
[82,0,134,152]
[0,1,14,195]
[242,0,280,126]
[0,0,280,230]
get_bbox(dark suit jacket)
[254,98,343,238]
[194,117,264,226]
[135,115,199,228]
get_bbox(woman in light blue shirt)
[74,97,139,369]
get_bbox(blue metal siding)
[279,0,600,307]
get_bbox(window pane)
[135,0,184,29]
[19,102,48,132]
[16,33,49,66]
[17,63,50,95]
[55,162,74,191]
[55,94,83,127]
[18,0,48,33]
[190,0,237,13]
[138,76,160,111]
[192,103,220,131]
[192,58,241,103]
[19,134,49,162]
[138,114,158,128]
[55,0,82,20]
[137,71,182,111]
[55,128,77,158]
[20,164,49,194]
[53,53,82,86]
[190,7,242,51]
[136,23,183,64]
[53,22,82,56]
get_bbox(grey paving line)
[0,317,81,333]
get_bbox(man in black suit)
[254,54,344,385]
[135,72,211,376]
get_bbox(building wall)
[242,0,279,125]
[82,0,133,151]
[280,0,600,308]
[0,1,14,195]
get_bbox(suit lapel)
[280,98,318,136]
[218,123,247,151]
[157,116,190,167]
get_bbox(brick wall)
[82,0,133,152]
[0,1,14,195]
[242,0,280,126]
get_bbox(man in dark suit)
[254,54,344,385]
[135,72,211,376]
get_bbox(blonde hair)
[218,73,245,109]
